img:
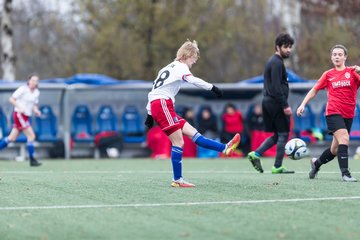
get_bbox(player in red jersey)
[297,45,360,182]
[145,40,240,188]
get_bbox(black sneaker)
[30,158,42,167]
[309,158,320,179]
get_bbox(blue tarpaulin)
[237,69,310,84]
[41,73,147,85]
[65,74,121,85]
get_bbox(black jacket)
[263,54,289,108]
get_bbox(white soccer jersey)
[147,60,213,114]
[12,85,40,116]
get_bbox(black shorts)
[326,114,352,134]
[262,96,290,133]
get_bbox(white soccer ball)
[106,148,119,158]
[285,138,309,160]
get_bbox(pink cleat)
[225,133,241,156]
[171,178,195,188]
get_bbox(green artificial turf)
[0,158,360,240]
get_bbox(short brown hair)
[330,44,348,56]
[27,73,39,80]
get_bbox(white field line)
[1,196,360,211]
[1,170,360,174]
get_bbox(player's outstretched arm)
[183,74,223,98]
[297,87,318,116]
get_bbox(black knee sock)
[256,134,278,156]
[337,144,349,176]
[316,148,336,168]
[274,133,288,168]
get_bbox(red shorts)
[13,112,31,130]
[150,99,186,136]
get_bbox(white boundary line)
[1,170,360,174]
[1,196,360,211]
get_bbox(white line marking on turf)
[1,170,252,174]
[1,170,360,174]
[1,196,360,211]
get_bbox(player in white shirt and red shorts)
[0,74,42,166]
[145,40,240,187]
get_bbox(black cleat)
[247,151,264,173]
[30,158,42,167]
[309,158,320,179]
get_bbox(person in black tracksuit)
[247,33,295,174]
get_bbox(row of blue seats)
[3,103,358,145]
[0,105,146,144]
[72,105,145,143]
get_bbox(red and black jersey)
[314,67,360,118]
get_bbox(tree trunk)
[271,0,301,71]
[1,0,16,81]
[144,0,157,78]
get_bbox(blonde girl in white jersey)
[145,40,240,187]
